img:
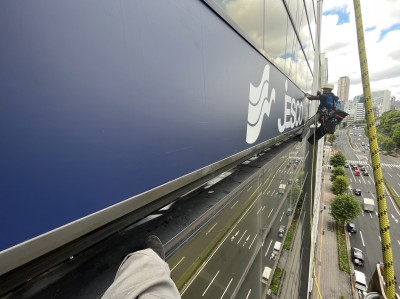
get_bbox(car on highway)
[344,164,349,168]
[360,166,366,171]
[354,169,361,176]
[351,165,358,170]
[278,225,286,238]
[286,207,293,216]
[363,171,369,176]
[351,247,364,267]
[347,222,357,233]
[353,189,361,196]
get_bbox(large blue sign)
[0,0,306,261]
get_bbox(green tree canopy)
[331,175,349,195]
[378,110,400,135]
[329,152,347,168]
[330,193,362,225]
[391,123,400,148]
[330,166,345,182]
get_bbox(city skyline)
[321,0,400,101]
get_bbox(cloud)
[321,0,400,101]
[378,23,400,41]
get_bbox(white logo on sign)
[246,65,304,144]
[246,65,275,144]
[278,81,303,133]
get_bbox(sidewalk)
[313,151,354,299]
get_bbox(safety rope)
[353,0,396,297]
[310,110,323,299]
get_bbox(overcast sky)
[321,0,400,101]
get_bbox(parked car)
[353,189,361,196]
[347,222,357,233]
[351,247,365,267]
[286,208,293,216]
[278,225,286,238]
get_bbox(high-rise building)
[370,90,391,116]
[353,90,392,117]
[337,76,350,101]
[355,102,366,122]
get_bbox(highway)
[4,139,311,299]
[335,127,400,293]
[168,142,307,298]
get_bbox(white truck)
[261,266,272,284]
[363,197,375,213]
[279,183,286,194]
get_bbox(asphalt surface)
[314,127,400,298]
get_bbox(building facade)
[337,76,350,101]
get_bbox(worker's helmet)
[322,83,334,90]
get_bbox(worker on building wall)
[296,83,348,144]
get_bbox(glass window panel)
[264,0,293,67]
[211,0,265,49]
[304,0,316,46]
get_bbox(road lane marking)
[171,257,185,272]
[271,190,276,197]
[249,235,257,249]
[181,190,263,295]
[231,201,238,209]
[265,239,273,257]
[245,289,251,299]
[220,278,233,299]
[231,231,239,241]
[257,207,262,215]
[243,235,250,246]
[262,205,265,211]
[398,240,400,247]
[268,208,274,218]
[206,222,218,235]
[202,270,219,296]
[384,185,400,215]
[280,211,284,222]
[247,186,252,192]
[237,230,247,244]
[360,231,365,247]
[387,173,392,177]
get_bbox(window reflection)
[207,0,316,91]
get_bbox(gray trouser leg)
[102,249,181,299]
